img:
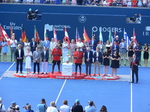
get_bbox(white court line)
[130,70,133,112]
[0,62,15,80]
[55,79,67,104]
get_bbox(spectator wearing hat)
[8,101,20,112]
[71,99,83,112]
[23,103,34,112]
[0,97,6,112]
[47,101,58,112]
[84,101,96,112]
[60,100,70,112]
[37,98,47,112]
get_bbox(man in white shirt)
[76,38,84,51]
[10,33,18,61]
[47,101,58,112]
[60,100,70,112]
[0,97,6,112]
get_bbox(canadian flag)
[0,25,10,45]
[53,28,57,42]
[64,27,70,44]
[133,28,137,47]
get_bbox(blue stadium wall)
[0,4,150,45]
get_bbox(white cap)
[0,97,3,101]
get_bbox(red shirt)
[73,51,83,64]
[52,48,62,61]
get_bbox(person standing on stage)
[2,38,8,62]
[134,42,142,64]
[105,40,112,55]
[15,44,24,73]
[76,38,84,51]
[24,39,30,52]
[42,37,50,50]
[89,36,97,52]
[130,54,139,84]
[70,39,76,62]
[41,47,49,74]
[62,39,70,63]
[51,45,62,73]
[25,47,32,74]
[119,38,127,66]
[103,50,110,76]
[93,47,103,76]
[18,38,24,48]
[128,41,134,65]
[50,38,57,55]
[30,38,37,53]
[73,47,83,75]
[143,43,149,67]
[97,41,104,53]
[33,47,41,74]
[111,41,119,55]
[84,47,93,76]
[110,51,120,76]
[10,33,18,62]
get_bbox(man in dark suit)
[89,36,97,52]
[93,47,103,76]
[30,38,37,53]
[41,47,49,74]
[130,54,139,84]
[112,41,119,54]
[15,44,24,73]
[84,47,93,76]
[71,99,83,112]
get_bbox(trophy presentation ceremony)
[0,1,150,112]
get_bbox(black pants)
[75,63,81,74]
[16,59,23,73]
[34,62,40,73]
[85,62,92,75]
[52,60,60,72]
[132,70,138,83]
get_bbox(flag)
[0,25,10,45]
[133,28,137,43]
[124,29,130,50]
[44,27,48,40]
[76,27,80,42]
[10,25,13,37]
[34,25,40,43]
[113,27,116,42]
[21,25,27,42]
[53,27,57,42]
[99,27,103,42]
[83,28,90,43]
[64,27,70,44]
[108,29,113,43]
[0,25,3,41]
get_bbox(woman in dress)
[128,41,134,65]
[37,39,44,53]
[70,39,76,62]
[110,51,120,76]
[103,50,110,76]
[25,47,32,73]
[143,43,149,67]
[2,38,8,62]
[105,40,112,55]
[62,39,70,63]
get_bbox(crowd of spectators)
[0,0,150,8]
[0,97,108,112]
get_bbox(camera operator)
[84,101,96,112]
[8,101,20,112]
[27,8,34,20]
[23,103,34,112]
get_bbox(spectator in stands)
[147,0,150,7]
[41,47,49,74]
[42,37,50,50]
[23,103,34,112]
[143,43,149,67]
[10,33,18,62]
[84,47,93,76]
[37,98,47,112]
[93,47,103,76]
[74,47,84,75]
[103,50,110,76]
[30,38,37,53]
[128,41,134,65]
[84,101,96,112]
[70,39,76,62]
[71,99,83,112]
[2,38,8,62]
[33,47,41,74]
[142,0,147,7]
[8,101,20,112]
[18,38,24,48]
[47,101,58,112]
[89,36,97,52]
[99,105,107,112]
[119,38,127,66]
[15,44,24,74]
[134,42,142,64]
[110,51,120,76]
[102,0,108,6]
[51,44,62,73]
[77,0,83,5]
[0,97,6,112]
[137,0,142,6]
[60,100,70,112]
[25,47,32,74]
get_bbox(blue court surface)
[0,62,150,112]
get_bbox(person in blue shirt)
[42,37,50,50]
[37,98,47,112]
[84,101,96,112]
